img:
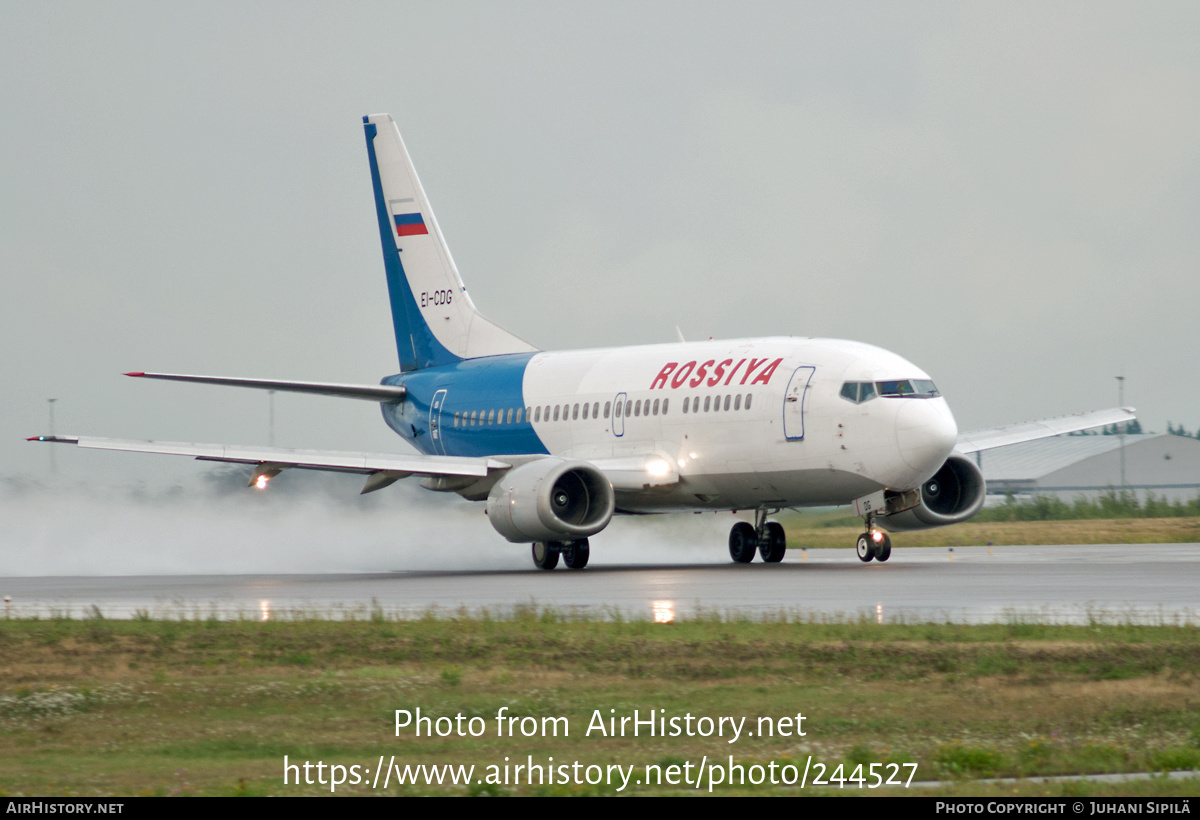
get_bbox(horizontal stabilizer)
[28,436,507,477]
[955,407,1136,453]
[124,372,406,402]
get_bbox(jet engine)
[486,458,616,543]
[881,454,987,531]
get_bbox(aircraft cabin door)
[429,389,448,455]
[783,367,815,441]
[612,392,627,437]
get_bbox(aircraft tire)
[532,542,560,570]
[760,522,787,563]
[855,534,874,563]
[562,538,590,569]
[729,522,757,563]
[875,533,892,563]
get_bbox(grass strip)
[0,616,1197,796]
[780,516,1200,548]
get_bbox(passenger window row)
[613,398,668,418]
[680,393,753,413]
[453,401,611,428]
[532,401,610,423]
[450,392,754,428]
[453,407,526,427]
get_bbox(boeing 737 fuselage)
[31,114,1135,570]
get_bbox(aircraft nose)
[894,399,958,475]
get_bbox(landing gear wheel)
[729,522,757,563]
[855,533,875,563]
[760,522,787,563]
[875,533,892,563]
[532,542,559,570]
[562,538,590,569]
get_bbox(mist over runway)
[3,544,1198,624]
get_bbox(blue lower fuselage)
[381,353,548,457]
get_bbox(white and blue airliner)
[31,115,1136,570]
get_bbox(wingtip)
[124,371,145,377]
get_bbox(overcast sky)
[3,1,1198,487]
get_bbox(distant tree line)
[976,489,1200,522]
[1166,422,1200,439]
[1067,420,1200,438]
[1069,420,1144,436]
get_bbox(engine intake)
[486,459,616,543]
[881,454,987,532]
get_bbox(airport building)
[977,433,1200,503]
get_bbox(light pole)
[1116,376,1126,489]
[47,398,57,475]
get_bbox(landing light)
[255,474,270,490]
[871,530,883,543]
[646,459,671,478]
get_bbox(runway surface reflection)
[2,544,1197,624]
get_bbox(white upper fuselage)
[382,336,958,513]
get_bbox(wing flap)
[29,436,505,477]
[956,407,1136,453]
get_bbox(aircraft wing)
[955,407,1136,454]
[28,436,507,490]
[122,372,406,402]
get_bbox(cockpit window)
[877,380,913,396]
[876,379,940,398]
[839,381,878,404]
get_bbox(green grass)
[1,616,1198,796]
[784,493,1200,529]
[974,491,1200,522]
[778,513,1200,548]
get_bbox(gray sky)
[4,1,1198,486]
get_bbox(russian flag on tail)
[394,212,429,237]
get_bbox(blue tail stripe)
[363,120,461,372]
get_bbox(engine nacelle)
[486,459,616,543]
[881,454,987,532]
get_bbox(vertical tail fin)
[363,114,537,371]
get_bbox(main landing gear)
[729,508,788,564]
[855,515,892,563]
[531,538,590,570]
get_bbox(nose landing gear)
[855,514,892,563]
[728,508,788,564]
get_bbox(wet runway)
[3,543,1198,623]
